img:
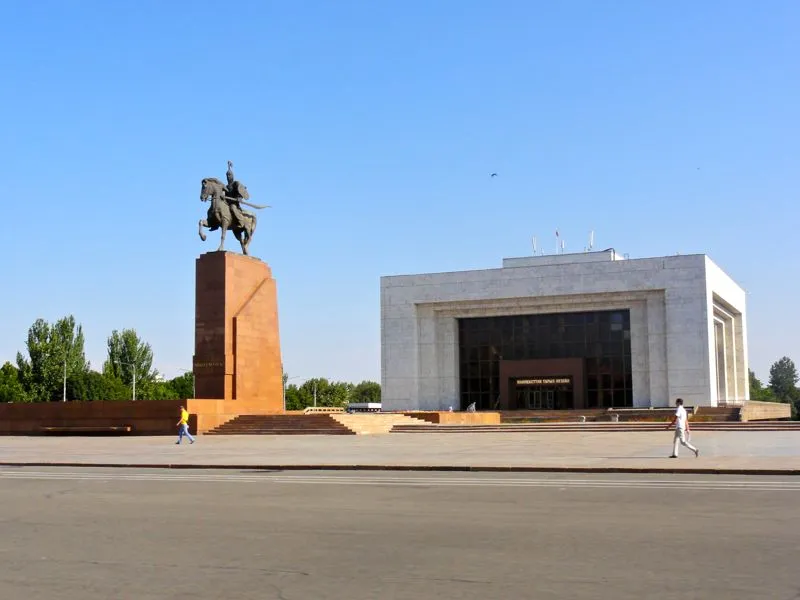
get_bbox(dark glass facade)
[458,310,632,410]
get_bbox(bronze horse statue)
[198,177,264,255]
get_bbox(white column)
[629,301,651,408]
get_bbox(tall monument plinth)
[191,252,282,429]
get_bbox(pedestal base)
[193,252,282,416]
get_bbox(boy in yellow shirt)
[176,406,195,444]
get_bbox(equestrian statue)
[198,161,269,255]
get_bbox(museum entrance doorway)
[499,358,585,410]
[512,377,574,410]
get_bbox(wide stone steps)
[330,413,430,434]
[392,421,800,433]
[206,414,356,435]
[207,413,433,435]
[500,407,743,423]
[206,430,353,436]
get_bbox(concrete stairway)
[330,413,430,434]
[392,421,800,433]
[695,407,741,421]
[500,407,744,424]
[206,414,355,435]
[206,413,431,435]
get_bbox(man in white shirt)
[666,398,699,458]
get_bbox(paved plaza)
[0,467,797,599]
[0,431,798,473]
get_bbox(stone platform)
[0,431,798,474]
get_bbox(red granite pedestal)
[189,252,283,432]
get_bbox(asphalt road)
[0,468,797,600]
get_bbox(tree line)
[749,356,799,417]
[0,315,382,407]
[282,377,380,411]
[0,316,193,402]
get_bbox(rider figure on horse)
[224,161,256,228]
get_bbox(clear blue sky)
[1,1,798,384]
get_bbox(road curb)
[0,462,798,476]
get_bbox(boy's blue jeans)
[177,423,195,444]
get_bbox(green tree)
[0,362,29,403]
[103,329,156,397]
[16,316,88,402]
[169,372,194,400]
[298,378,353,407]
[749,370,776,402]
[330,381,354,406]
[768,357,799,403]
[284,383,307,411]
[282,376,380,410]
[351,380,381,404]
[67,371,131,401]
[142,378,180,400]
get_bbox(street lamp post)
[62,339,73,402]
[120,362,137,401]
[283,373,306,412]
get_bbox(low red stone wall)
[0,398,294,436]
[0,400,185,435]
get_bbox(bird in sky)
[490,172,498,178]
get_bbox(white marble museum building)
[380,250,748,412]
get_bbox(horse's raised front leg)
[198,219,207,242]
